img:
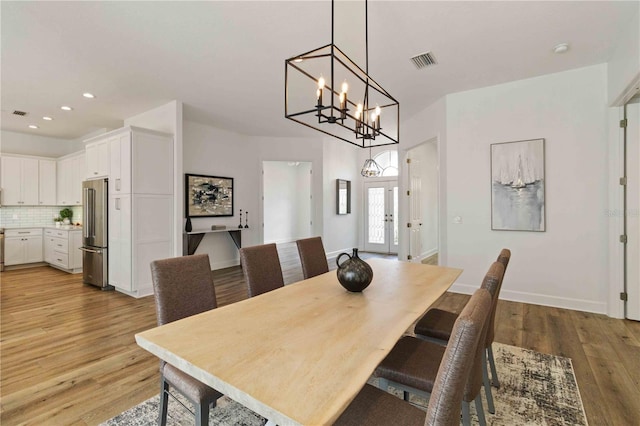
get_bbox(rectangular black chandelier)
[284,0,399,148]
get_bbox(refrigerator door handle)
[88,188,96,238]
[79,247,100,254]
[83,187,90,239]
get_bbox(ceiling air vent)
[12,110,28,116]
[410,52,437,69]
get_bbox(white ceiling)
[1,1,638,140]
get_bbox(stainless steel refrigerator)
[80,179,112,289]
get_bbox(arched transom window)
[373,150,398,177]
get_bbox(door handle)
[116,178,121,191]
[83,188,90,239]
[79,247,100,254]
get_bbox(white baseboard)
[115,286,153,299]
[449,282,607,315]
[326,247,360,264]
[419,248,438,261]
[212,258,240,271]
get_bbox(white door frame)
[363,180,399,254]
[608,73,640,319]
[260,160,314,245]
[399,136,441,263]
[406,139,440,263]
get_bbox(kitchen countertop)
[5,225,83,230]
[45,225,83,230]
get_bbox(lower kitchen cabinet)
[44,228,82,273]
[5,229,43,266]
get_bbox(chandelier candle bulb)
[317,77,325,107]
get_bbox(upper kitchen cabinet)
[85,139,109,179]
[86,126,173,196]
[57,152,85,206]
[1,156,40,205]
[38,159,57,205]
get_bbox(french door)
[364,181,398,254]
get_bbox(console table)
[183,229,243,256]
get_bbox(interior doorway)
[262,161,313,244]
[406,138,439,264]
[364,181,398,254]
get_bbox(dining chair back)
[150,254,222,426]
[425,288,492,425]
[296,236,329,279]
[333,288,491,426]
[239,243,285,297]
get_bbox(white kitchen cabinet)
[85,139,109,179]
[44,228,82,273]
[57,152,85,206]
[86,126,173,297]
[4,228,43,266]
[1,156,39,205]
[38,159,57,205]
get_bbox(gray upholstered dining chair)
[373,264,503,426]
[414,249,510,414]
[239,243,284,297]
[334,288,492,426]
[150,254,222,426]
[296,236,329,279]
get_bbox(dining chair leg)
[487,345,500,388]
[475,394,487,426]
[377,377,389,392]
[195,401,209,426]
[481,350,496,414]
[461,401,471,426]
[158,377,169,426]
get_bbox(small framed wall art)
[185,173,234,217]
[490,138,545,231]
[336,179,351,214]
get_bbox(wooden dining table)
[135,258,462,426]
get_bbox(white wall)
[183,121,327,270]
[607,6,639,105]
[445,64,609,314]
[183,120,259,270]
[124,100,182,256]
[323,137,361,258]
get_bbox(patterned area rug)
[102,343,587,425]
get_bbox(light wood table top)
[135,258,462,426]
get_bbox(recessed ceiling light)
[42,116,53,121]
[82,92,96,99]
[28,124,39,129]
[293,58,304,63]
[553,43,570,54]
[61,106,73,111]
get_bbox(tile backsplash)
[0,206,83,228]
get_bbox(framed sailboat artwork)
[491,138,545,231]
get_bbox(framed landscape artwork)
[491,138,545,231]
[185,174,234,217]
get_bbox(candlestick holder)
[238,209,243,228]
[245,211,249,228]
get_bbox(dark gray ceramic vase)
[336,248,373,292]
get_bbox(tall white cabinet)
[84,126,173,297]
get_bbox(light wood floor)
[1,248,638,425]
